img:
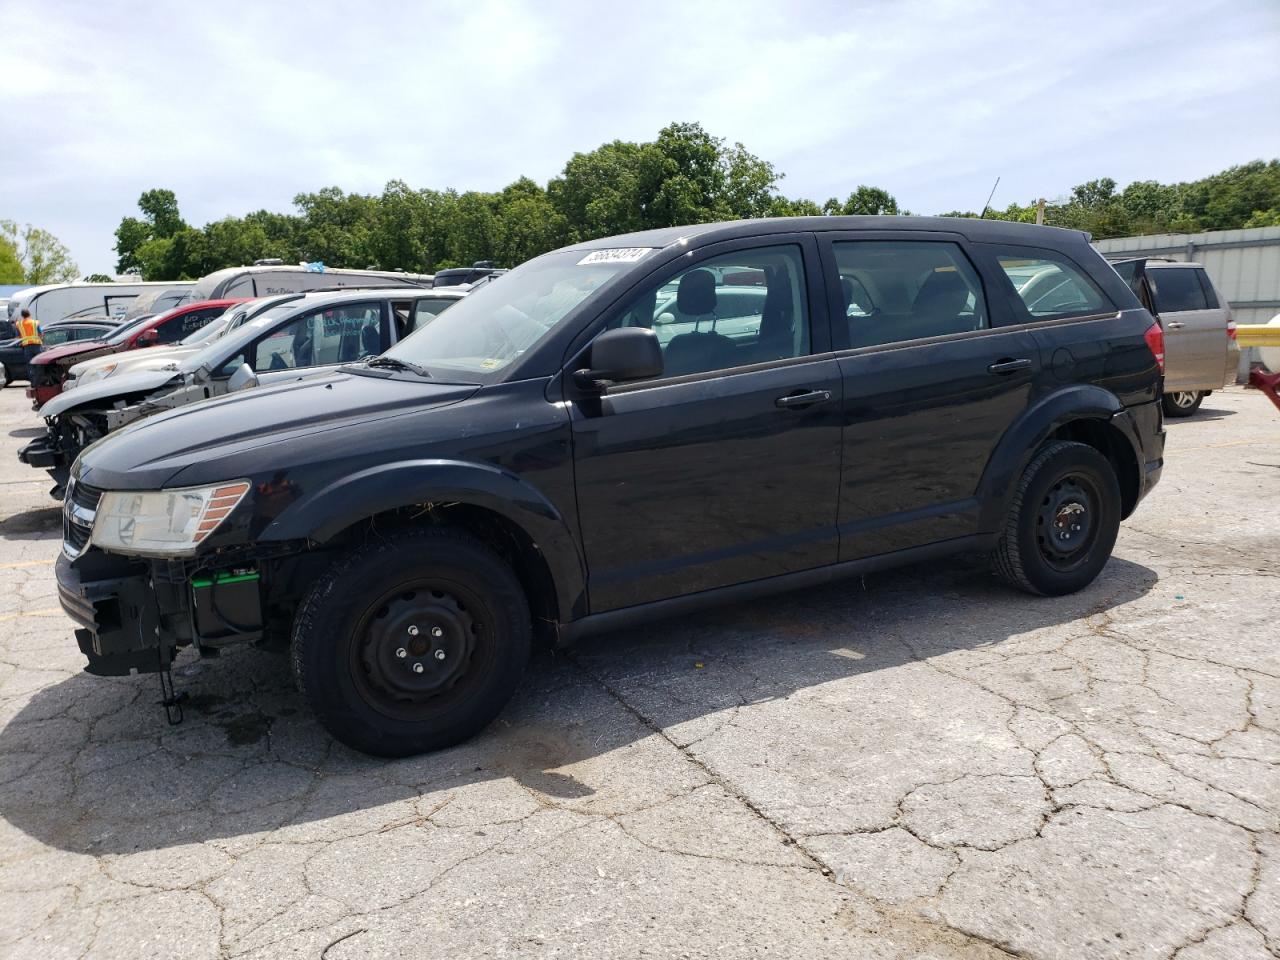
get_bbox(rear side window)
[1195,269,1220,309]
[155,306,225,344]
[832,240,987,348]
[994,250,1110,321]
[1148,268,1208,313]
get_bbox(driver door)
[567,236,843,613]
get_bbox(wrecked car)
[23,287,468,496]
[57,216,1164,757]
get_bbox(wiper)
[364,355,431,377]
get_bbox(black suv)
[57,217,1164,756]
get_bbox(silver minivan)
[1111,258,1238,417]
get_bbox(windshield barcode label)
[577,248,652,265]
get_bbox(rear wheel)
[292,526,531,757]
[993,441,1121,596]
[0,365,8,389]
[1162,390,1203,417]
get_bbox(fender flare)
[258,458,587,621]
[976,385,1141,530]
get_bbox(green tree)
[83,273,113,282]
[0,228,22,283]
[1,220,79,284]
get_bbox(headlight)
[92,481,251,556]
[82,363,117,384]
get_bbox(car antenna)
[978,176,1000,219]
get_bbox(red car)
[26,299,244,409]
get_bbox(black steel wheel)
[293,526,531,756]
[993,441,1121,596]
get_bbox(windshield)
[380,248,649,380]
[102,314,155,345]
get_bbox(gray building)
[1094,225,1280,376]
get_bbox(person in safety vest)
[16,309,41,363]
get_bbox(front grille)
[63,478,103,558]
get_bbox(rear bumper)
[1114,399,1163,506]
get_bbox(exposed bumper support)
[56,552,171,676]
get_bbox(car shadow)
[1180,406,1237,422]
[0,553,1157,855]
[0,504,61,540]
[8,427,44,439]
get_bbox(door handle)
[987,358,1031,375]
[775,389,832,409]
[1166,321,1185,329]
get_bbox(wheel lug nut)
[396,647,407,658]
[407,625,419,636]
[431,626,443,638]
[412,662,425,674]
[435,649,446,661]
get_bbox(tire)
[292,525,531,757]
[992,440,1121,597]
[1162,390,1203,417]
[0,365,8,389]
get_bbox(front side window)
[996,249,1109,320]
[1148,268,1208,313]
[833,241,987,348]
[252,303,380,372]
[607,244,811,377]
[42,328,73,346]
[408,297,459,335]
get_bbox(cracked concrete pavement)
[0,384,1277,959]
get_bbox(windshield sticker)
[479,358,502,369]
[577,248,652,266]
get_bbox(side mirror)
[136,328,160,346]
[575,327,663,389]
[227,363,260,392]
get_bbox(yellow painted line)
[1173,438,1275,453]
[0,560,53,570]
[0,608,62,622]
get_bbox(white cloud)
[1,0,1277,272]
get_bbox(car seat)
[663,270,735,376]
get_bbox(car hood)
[40,367,183,418]
[70,345,191,378]
[77,370,479,491]
[28,339,109,365]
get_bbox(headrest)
[677,269,717,315]
[914,270,969,313]
[840,277,855,307]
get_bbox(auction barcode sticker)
[577,248,652,265]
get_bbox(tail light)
[1143,321,1165,374]
[1227,320,1237,342]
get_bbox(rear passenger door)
[1146,266,1227,390]
[821,234,1041,560]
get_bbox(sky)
[2,0,1279,276]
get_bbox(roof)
[570,215,1090,252]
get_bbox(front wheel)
[292,526,531,757]
[0,365,8,389]
[992,441,1121,596]
[1162,390,1203,417]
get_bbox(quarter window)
[995,251,1109,320]
[832,241,987,348]
[608,245,811,378]
[1148,268,1208,313]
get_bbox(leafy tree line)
[0,220,79,285]
[111,122,1280,280]
[943,160,1280,237]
